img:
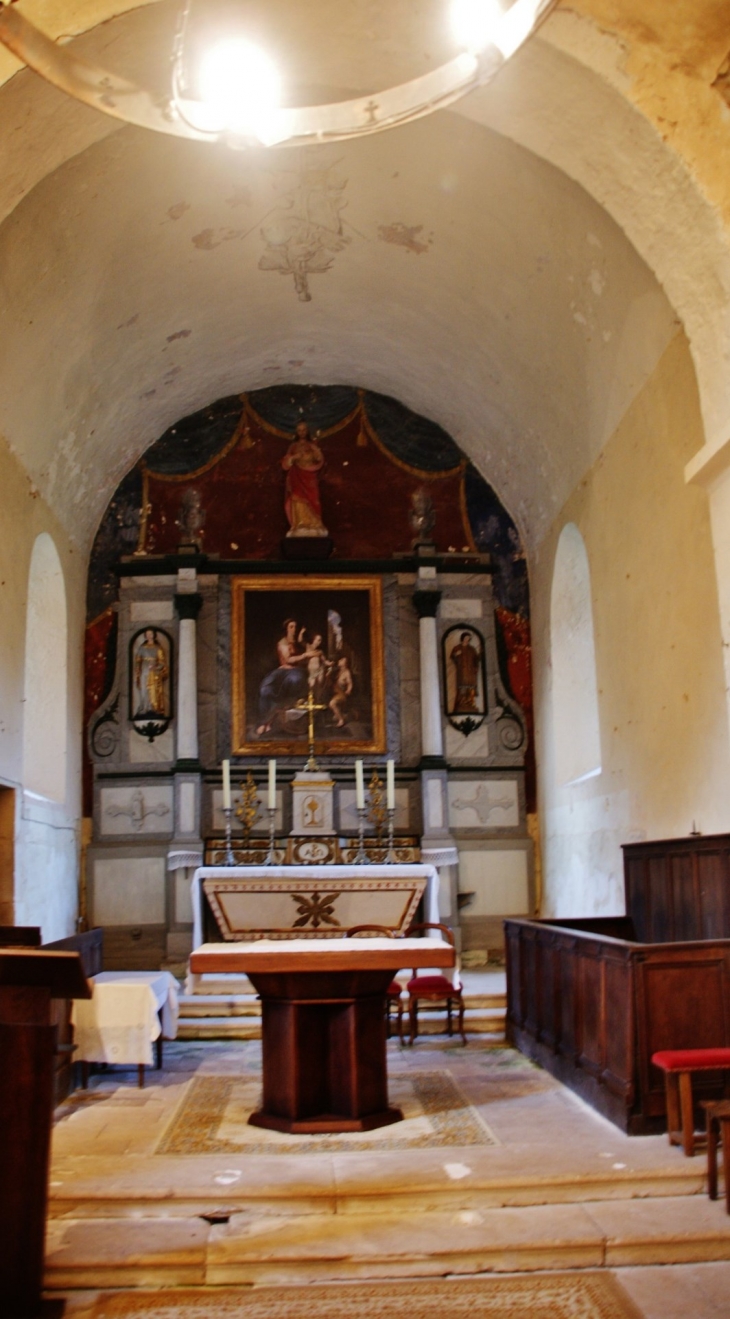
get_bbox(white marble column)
[413,576,444,764]
[413,573,459,895]
[174,586,203,765]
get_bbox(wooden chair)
[346,925,404,1042]
[405,922,465,1046]
[702,1099,730,1212]
[652,1048,730,1156]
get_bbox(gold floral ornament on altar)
[290,891,342,930]
[0,0,556,150]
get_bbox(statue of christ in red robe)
[282,421,329,537]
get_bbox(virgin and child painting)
[231,576,385,755]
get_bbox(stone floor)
[47,1037,730,1314]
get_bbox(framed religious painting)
[441,623,487,735]
[231,575,386,756]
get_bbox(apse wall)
[533,329,730,917]
[0,432,84,941]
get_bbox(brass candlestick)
[367,769,388,860]
[235,770,261,850]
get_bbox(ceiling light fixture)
[0,0,556,149]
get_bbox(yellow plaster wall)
[533,329,730,915]
[0,428,84,938]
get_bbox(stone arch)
[23,532,68,803]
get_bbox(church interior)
[2,0,730,1316]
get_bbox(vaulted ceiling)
[0,0,728,553]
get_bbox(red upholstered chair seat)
[651,1048,730,1157]
[404,923,466,1046]
[387,980,402,997]
[407,975,454,994]
[652,1049,730,1072]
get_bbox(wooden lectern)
[191,936,454,1134]
[0,949,91,1318]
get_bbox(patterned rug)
[157,1069,497,1154]
[81,1273,641,1318]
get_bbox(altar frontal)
[196,865,432,944]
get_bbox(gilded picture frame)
[231,575,386,756]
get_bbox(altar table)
[191,863,440,949]
[190,936,454,1132]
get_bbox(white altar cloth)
[191,864,440,950]
[71,971,179,1066]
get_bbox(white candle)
[386,759,395,811]
[268,758,276,811]
[222,759,231,810]
[355,759,365,811]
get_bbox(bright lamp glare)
[450,0,504,52]
[198,38,281,140]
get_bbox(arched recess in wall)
[551,523,601,787]
[23,533,68,803]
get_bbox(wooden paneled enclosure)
[505,834,730,1133]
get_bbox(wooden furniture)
[652,1048,730,1155]
[702,1099,730,1211]
[505,918,730,1133]
[0,948,90,1317]
[505,832,730,1134]
[190,935,453,1133]
[346,925,404,1042]
[405,922,465,1046]
[0,926,41,947]
[624,833,730,943]
[44,928,103,1102]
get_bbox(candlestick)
[386,758,395,811]
[386,806,396,863]
[222,805,235,865]
[222,759,231,810]
[268,758,276,811]
[354,805,368,864]
[355,759,365,810]
[264,805,277,866]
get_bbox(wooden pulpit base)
[246,969,403,1134]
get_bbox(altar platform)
[46,1035,730,1316]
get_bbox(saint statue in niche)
[281,421,329,537]
[132,628,170,718]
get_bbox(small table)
[190,936,454,1133]
[72,970,179,1088]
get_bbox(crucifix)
[296,689,328,771]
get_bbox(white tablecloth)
[71,971,179,1066]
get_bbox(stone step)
[187,974,255,996]
[177,1017,263,1039]
[178,994,262,1017]
[176,1009,506,1040]
[44,1195,730,1289]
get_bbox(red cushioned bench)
[652,1049,730,1156]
